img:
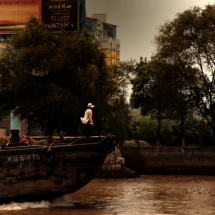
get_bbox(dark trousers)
[83,121,92,137]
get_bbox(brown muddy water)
[0,175,215,214]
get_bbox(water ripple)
[124,187,215,196]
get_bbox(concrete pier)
[96,147,137,178]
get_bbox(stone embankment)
[119,146,215,175]
[96,147,137,178]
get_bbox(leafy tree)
[130,58,170,145]
[154,4,215,143]
[130,57,197,146]
[152,60,198,146]
[0,18,129,136]
[96,60,135,143]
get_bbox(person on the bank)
[80,103,94,137]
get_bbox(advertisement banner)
[0,0,40,34]
[42,0,78,32]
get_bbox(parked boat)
[0,133,114,204]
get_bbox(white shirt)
[81,108,93,124]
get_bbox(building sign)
[42,0,78,32]
[0,0,40,34]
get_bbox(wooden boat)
[0,132,115,204]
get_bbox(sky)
[86,0,215,62]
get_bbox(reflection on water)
[0,175,215,214]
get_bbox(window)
[85,17,97,32]
[103,23,116,38]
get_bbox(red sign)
[0,0,40,34]
[42,0,78,32]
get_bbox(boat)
[0,130,115,204]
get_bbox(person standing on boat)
[80,103,94,137]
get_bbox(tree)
[95,60,135,143]
[0,18,129,136]
[130,58,170,145]
[153,60,198,146]
[154,4,215,143]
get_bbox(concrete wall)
[118,146,215,175]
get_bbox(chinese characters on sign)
[6,154,40,164]
[42,0,78,32]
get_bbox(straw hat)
[87,103,95,108]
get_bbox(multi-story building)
[85,14,120,65]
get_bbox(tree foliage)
[154,4,215,141]
[130,58,171,145]
[0,18,130,137]
[130,4,215,146]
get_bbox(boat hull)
[0,136,114,203]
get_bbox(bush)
[129,113,158,145]
[123,140,149,147]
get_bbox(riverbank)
[119,146,215,175]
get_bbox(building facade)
[85,14,120,65]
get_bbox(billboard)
[42,0,78,32]
[0,0,79,34]
[0,0,40,34]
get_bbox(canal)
[0,175,214,214]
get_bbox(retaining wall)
[118,146,215,175]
